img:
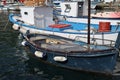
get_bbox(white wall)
[61,2,79,17]
[20,7,35,25]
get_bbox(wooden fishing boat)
[9,12,119,46]
[21,33,119,74]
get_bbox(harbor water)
[0,11,120,80]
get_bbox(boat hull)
[25,40,118,74]
[91,12,120,19]
[9,14,119,46]
[12,22,118,46]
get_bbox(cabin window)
[64,4,71,13]
[24,12,28,15]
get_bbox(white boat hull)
[13,24,117,46]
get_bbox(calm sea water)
[0,11,119,80]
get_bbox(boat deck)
[30,34,114,53]
[41,43,87,52]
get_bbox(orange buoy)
[98,22,111,32]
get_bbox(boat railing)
[74,36,115,47]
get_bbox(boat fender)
[35,51,44,58]
[21,40,27,46]
[54,56,67,62]
[12,24,20,30]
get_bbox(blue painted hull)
[9,14,120,46]
[25,40,118,74]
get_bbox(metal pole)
[87,0,91,44]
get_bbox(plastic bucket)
[99,22,111,32]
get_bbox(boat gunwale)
[9,14,119,34]
[24,34,117,57]
[26,40,117,57]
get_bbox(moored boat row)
[9,0,120,75]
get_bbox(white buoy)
[21,40,27,46]
[12,24,20,30]
[34,51,44,58]
[54,56,67,62]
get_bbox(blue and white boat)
[9,1,120,46]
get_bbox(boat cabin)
[20,6,54,28]
[60,1,88,17]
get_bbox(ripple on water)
[0,31,50,80]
